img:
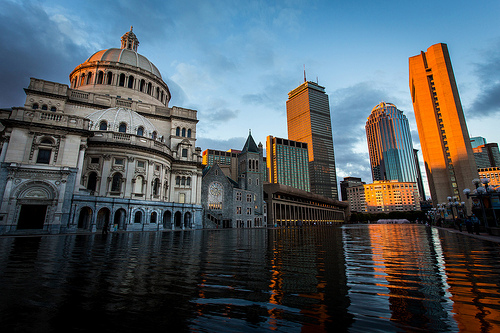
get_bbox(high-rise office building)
[286,80,338,199]
[413,149,426,200]
[471,136,487,149]
[340,177,365,201]
[409,43,478,208]
[266,136,310,191]
[473,143,500,168]
[365,102,419,184]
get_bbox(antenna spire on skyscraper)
[303,65,306,82]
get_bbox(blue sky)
[1,0,500,197]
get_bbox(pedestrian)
[455,218,462,232]
[465,216,473,234]
[471,214,480,235]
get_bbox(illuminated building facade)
[202,149,240,181]
[409,43,478,208]
[266,135,310,192]
[347,180,420,213]
[413,149,426,200]
[0,28,203,235]
[473,143,500,168]
[366,102,420,187]
[478,167,500,187]
[286,80,338,199]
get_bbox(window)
[181,177,186,186]
[97,71,104,84]
[176,127,180,136]
[32,103,39,110]
[119,73,125,87]
[91,157,99,164]
[140,79,145,92]
[246,194,252,202]
[182,149,188,158]
[236,192,242,201]
[186,177,191,186]
[147,82,152,95]
[153,179,160,195]
[179,193,185,203]
[176,176,181,185]
[118,123,127,133]
[247,207,252,215]
[187,129,192,138]
[99,121,107,131]
[36,148,51,164]
[152,131,157,140]
[236,207,242,214]
[137,127,144,136]
[106,72,113,85]
[137,161,145,168]
[128,75,134,89]
[115,158,124,165]
[87,172,97,192]
[111,173,122,192]
[150,212,157,223]
[182,128,186,137]
[50,106,56,112]
[134,211,142,223]
[41,104,48,110]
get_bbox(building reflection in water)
[343,224,500,332]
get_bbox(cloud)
[468,41,500,117]
[196,136,246,152]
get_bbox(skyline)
[1,0,500,197]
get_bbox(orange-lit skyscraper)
[286,80,338,199]
[409,43,478,208]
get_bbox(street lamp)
[463,178,500,232]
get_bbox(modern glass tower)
[286,80,338,200]
[266,136,310,191]
[409,43,478,208]
[366,102,419,189]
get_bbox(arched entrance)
[78,207,93,230]
[174,211,182,228]
[18,205,47,229]
[15,181,56,230]
[113,208,126,230]
[96,208,111,231]
[184,212,192,228]
[163,210,172,228]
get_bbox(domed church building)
[0,28,203,235]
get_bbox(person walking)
[465,216,473,234]
[471,214,480,235]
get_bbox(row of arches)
[175,127,192,138]
[98,120,159,140]
[78,206,193,231]
[71,70,167,104]
[32,103,57,112]
[86,172,171,197]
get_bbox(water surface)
[0,224,499,332]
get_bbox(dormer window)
[118,123,127,133]
[137,127,144,136]
[99,121,107,131]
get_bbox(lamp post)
[463,178,500,232]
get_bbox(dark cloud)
[0,2,89,108]
[205,108,239,123]
[468,41,500,117]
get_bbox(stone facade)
[0,28,203,235]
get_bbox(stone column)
[73,144,87,194]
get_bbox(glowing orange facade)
[409,43,478,209]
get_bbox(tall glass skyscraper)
[366,102,420,190]
[286,80,338,200]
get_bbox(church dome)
[86,107,159,137]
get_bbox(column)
[73,144,87,194]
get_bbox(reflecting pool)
[0,224,499,332]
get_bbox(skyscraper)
[409,43,478,208]
[365,102,419,185]
[286,80,338,199]
[473,143,500,168]
[266,136,310,191]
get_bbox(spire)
[241,130,259,153]
[121,26,139,52]
[303,64,307,82]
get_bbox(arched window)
[86,72,93,85]
[97,71,104,84]
[140,79,145,92]
[50,106,56,112]
[41,138,53,144]
[134,211,142,223]
[41,104,48,111]
[153,178,160,196]
[118,123,127,133]
[255,160,258,171]
[186,177,191,186]
[249,160,252,170]
[137,127,144,136]
[161,91,164,102]
[151,212,157,223]
[106,72,113,85]
[176,176,180,185]
[80,73,85,86]
[152,131,157,140]
[147,82,152,95]
[128,75,134,89]
[181,128,186,137]
[176,127,180,136]
[181,177,186,186]
[156,87,160,98]
[72,77,77,88]
[187,129,192,138]
[99,121,107,131]
[119,74,125,87]
[111,173,122,192]
[32,103,39,110]
[87,172,97,192]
